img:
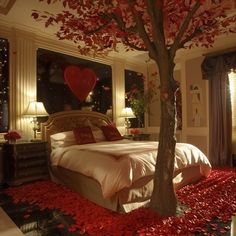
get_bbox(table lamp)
[24,101,48,140]
[121,107,135,134]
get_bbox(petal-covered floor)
[0,168,235,236]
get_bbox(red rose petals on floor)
[3,168,236,235]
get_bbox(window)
[37,48,112,116]
[0,38,9,132]
[229,70,236,153]
[125,69,145,128]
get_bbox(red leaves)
[31,12,39,19]
[31,0,236,56]
[45,17,55,27]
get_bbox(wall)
[181,56,209,156]
[145,56,209,156]
[0,25,146,140]
[0,23,210,156]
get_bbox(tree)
[32,0,236,216]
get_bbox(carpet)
[1,168,236,236]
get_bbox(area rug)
[1,168,236,236]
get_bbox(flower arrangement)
[130,128,141,136]
[4,131,21,142]
[126,73,158,127]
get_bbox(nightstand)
[123,134,133,140]
[2,141,49,186]
[123,134,151,141]
[0,142,5,187]
[132,133,150,141]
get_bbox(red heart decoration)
[64,65,97,102]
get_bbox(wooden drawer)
[13,142,47,153]
[17,158,47,169]
[16,166,48,178]
[16,151,47,160]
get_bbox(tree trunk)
[150,59,177,216]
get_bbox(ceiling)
[0,0,235,63]
[0,0,15,15]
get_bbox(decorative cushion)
[50,131,77,149]
[91,128,106,142]
[73,126,96,144]
[101,125,123,141]
[94,119,109,128]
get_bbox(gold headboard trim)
[41,110,112,147]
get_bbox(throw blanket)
[51,140,211,198]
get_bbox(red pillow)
[101,125,123,141]
[73,127,95,144]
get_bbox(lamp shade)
[121,107,135,118]
[24,101,49,117]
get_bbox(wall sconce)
[121,107,135,134]
[24,101,49,140]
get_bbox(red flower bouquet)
[4,131,21,142]
[130,128,141,136]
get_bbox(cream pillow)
[83,119,106,142]
[92,128,106,142]
[50,131,76,149]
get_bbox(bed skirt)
[49,165,203,213]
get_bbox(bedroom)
[0,0,236,235]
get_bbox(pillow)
[84,118,93,127]
[94,119,109,128]
[85,119,106,142]
[101,125,123,141]
[73,126,96,145]
[50,131,76,149]
[92,128,106,142]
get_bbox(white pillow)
[50,131,76,149]
[92,128,106,142]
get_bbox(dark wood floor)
[0,192,84,236]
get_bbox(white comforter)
[50,139,211,198]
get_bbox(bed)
[41,110,212,212]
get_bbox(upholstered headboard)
[41,110,112,146]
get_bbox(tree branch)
[178,28,203,48]
[123,37,147,51]
[179,19,219,48]
[146,0,165,52]
[85,16,111,34]
[170,1,201,59]
[127,0,157,60]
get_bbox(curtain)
[201,51,236,167]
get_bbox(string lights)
[0,38,9,132]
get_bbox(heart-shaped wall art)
[64,65,97,102]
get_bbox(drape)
[201,51,236,166]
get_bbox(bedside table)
[0,142,5,187]
[132,133,150,141]
[2,141,49,186]
[123,134,151,141]
[123,134,133,140]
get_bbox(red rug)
[3,168,236,235]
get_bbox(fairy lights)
[0,38,9,132]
